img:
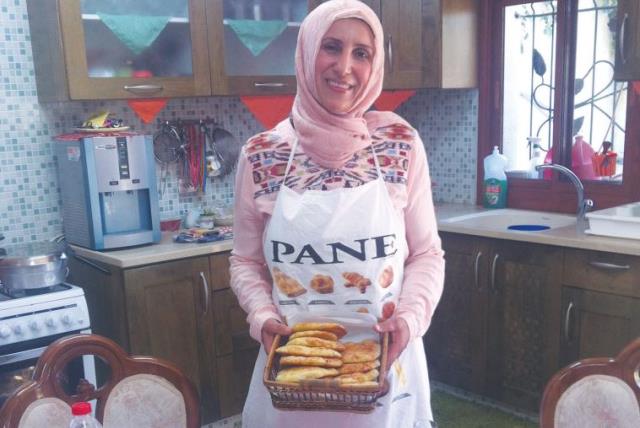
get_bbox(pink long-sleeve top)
[230,119,445,343]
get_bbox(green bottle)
[483,146,508,208]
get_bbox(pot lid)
[0,241,67,267]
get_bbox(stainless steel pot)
[0,241,68,291]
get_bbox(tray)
[585,202,640,240]
[73,126,130,133]
[263,331,389,413]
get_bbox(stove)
[0,282,95,409]
[0,283,90,346]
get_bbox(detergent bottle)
[483,146,508,209]
[571,134,596,180]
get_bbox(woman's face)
[314,18,374,114]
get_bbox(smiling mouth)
[327,79,354,91]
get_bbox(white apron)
[242,140,433,428]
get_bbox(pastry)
[337,368,379,385]
[279,356,343,368]
[378,265,394,288]
[310,274,334,294]
[275,345,342,358]
[338,359,380,375]
[287,337,345,351]
[272,267,307,298]
[342,340,381,363]
[276,366,339,383]
[289,330,338,341]
[291,322,347,338]
[342,272,372,294]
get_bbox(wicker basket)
[263,332,389,413]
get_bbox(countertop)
[70,203,640,269]
[435,203,640,256]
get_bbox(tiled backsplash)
[0,0,477,244]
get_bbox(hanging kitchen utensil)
[202,122,223,178]
[210,126,240,177]
[153,122,183,196]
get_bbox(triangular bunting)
[128,98,168,124]
[241,95,295,130]
[373,90,416,111]
[227,20,288,56]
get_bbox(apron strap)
[371,144,383,178]
[282,138,299,185]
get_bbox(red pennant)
[127,98,168,124]
[241,95,295,130]
[633,81,640,95]
[373,90,416,111]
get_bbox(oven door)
[0,329,95,410]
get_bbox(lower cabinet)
[68,251,256,425]
[427,233,561,413]
[428,233,640,414]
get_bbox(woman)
[230,1,444,426]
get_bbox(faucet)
[536,164,594,233]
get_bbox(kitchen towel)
[98,13,170,55]
[227,20,288,56]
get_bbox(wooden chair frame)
[539,338,640,428]
[0,334,200,428]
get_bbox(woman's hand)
[261,318,293,355]
[375,317,410,370]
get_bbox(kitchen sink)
[440,209,576,231]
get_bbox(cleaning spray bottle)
[483,146,508,209]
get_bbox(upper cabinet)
[207,0,321,95]
[372,0,477,89]
[614,0,640,80]
[26,0,477,101]
[26,0,212,101]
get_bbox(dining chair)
[0,333,200,428]
[539,337,640,428]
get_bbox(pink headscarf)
[291,0,390,169]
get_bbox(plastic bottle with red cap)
[70,402,102,428]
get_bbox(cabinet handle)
[253,82,286,88]
[490,253,500,293]
[199,272,210,315]
[588,261,630,271]
[387,35,393,73]
[123,84,164,95]
[474,251,483,290]
[619,13,629,65]
[564,301,574,342]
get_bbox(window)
[478,0,640,212]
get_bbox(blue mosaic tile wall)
[0,0,478,244]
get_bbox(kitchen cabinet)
[207,0,322,95]
[559,249,640,365]
[614,0,640,80]
[426,233,562,413]
[26,0,212,101]
[67,251,254,424]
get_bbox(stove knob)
[0,325,11,338]
[45,317,56,328]
[12,324,23,335]
[29,320,41,331]
[60,314,72,325]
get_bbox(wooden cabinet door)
[380,0,425,88]
[614,0,640,80]
[212,288,260,418]
[560,286,640,366]
[28,0,212,100]
[124,256,219,423]
[486,241,562,412]
[424,232,489,394]
[207,0,321,95]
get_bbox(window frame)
[478,0,640,213]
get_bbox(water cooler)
[55,134,161,250]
